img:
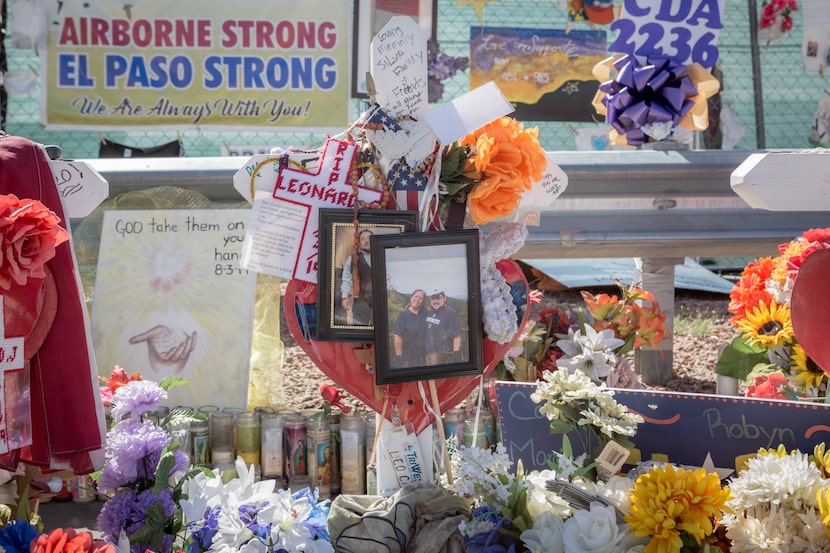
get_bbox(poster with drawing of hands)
[91,209,256,409]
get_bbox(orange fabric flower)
[0,194,69,291]
[30,528,114,553]
[728,256,776,324]
[458,117,546,224]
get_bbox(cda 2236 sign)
[609,0,725,69]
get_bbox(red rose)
[0,194,69,291]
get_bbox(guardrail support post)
[634,257,682,386]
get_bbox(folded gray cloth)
[328,482,470,553]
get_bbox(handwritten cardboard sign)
[370,16,428,120]
[50,160,108,218]
[494,381,830,473]
[609,0,725,69]
[515,153,568,225]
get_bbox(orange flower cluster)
[458,117,547,225]
[730,227,830,325]
[582,282,668,354]
[0,194,69,291]
[31,528,114,553]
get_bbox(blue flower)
[463,506,519,553]
[187,506,221,553]
[238,503,270,541]
[0,520,41,553]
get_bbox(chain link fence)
[1,0,824,157]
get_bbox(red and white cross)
[273,136,383,283]
[0,296,25,454]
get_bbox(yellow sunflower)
[791,343,827,392]
[736,300,794,348]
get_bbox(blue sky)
[384,243,469,299]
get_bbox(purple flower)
[111,380,168,421]
[98,488,177,553]
[98,419,172,492]
[0,520,41,553]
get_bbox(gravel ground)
[279,288,739,412]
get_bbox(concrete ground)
[36,498,102,534]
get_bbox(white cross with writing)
[273,136,383,283]
[0,295,25,454]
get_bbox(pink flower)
[0,194,69,291]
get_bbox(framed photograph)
[371,229,483,385]
[351,0,438,97]
[316,208,419,342]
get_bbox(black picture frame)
[316,208,419,342]
[372,229,483,385]
[351,0,438,98]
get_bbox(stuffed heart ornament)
[284,259,529,434]
[790,248,830,374]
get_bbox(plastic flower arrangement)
[501,280,667,387]
[95,375,333,553]
[716,227,830,399]
[0,499,114,553]
[451,442,732,552]
[530,366,644,480]
[96,377,207,553]
[723,444,830,552]
[0,502,42,553]
[180,457,333,553]
[759,0,798,44]
[438,116,547,226]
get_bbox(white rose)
[521,511,565,553]
[562,503,625,553]
[526,470,571,519]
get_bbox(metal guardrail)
[80,150,830,259]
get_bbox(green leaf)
[548,420,575,435]
[159,376,189,391]
[127,499,170,551]
[163,408,205,429]
[153,444,181,494]
[714,335,768,381]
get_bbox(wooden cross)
[731,150,830,211]
[273,136,383,283]
[0,296,25,454]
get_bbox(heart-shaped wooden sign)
[791,248,830,375]
[284,259,529,434]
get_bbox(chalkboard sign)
[494,381,830,473]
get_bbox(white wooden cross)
[731,150,830,210]
[0,296,25,455]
